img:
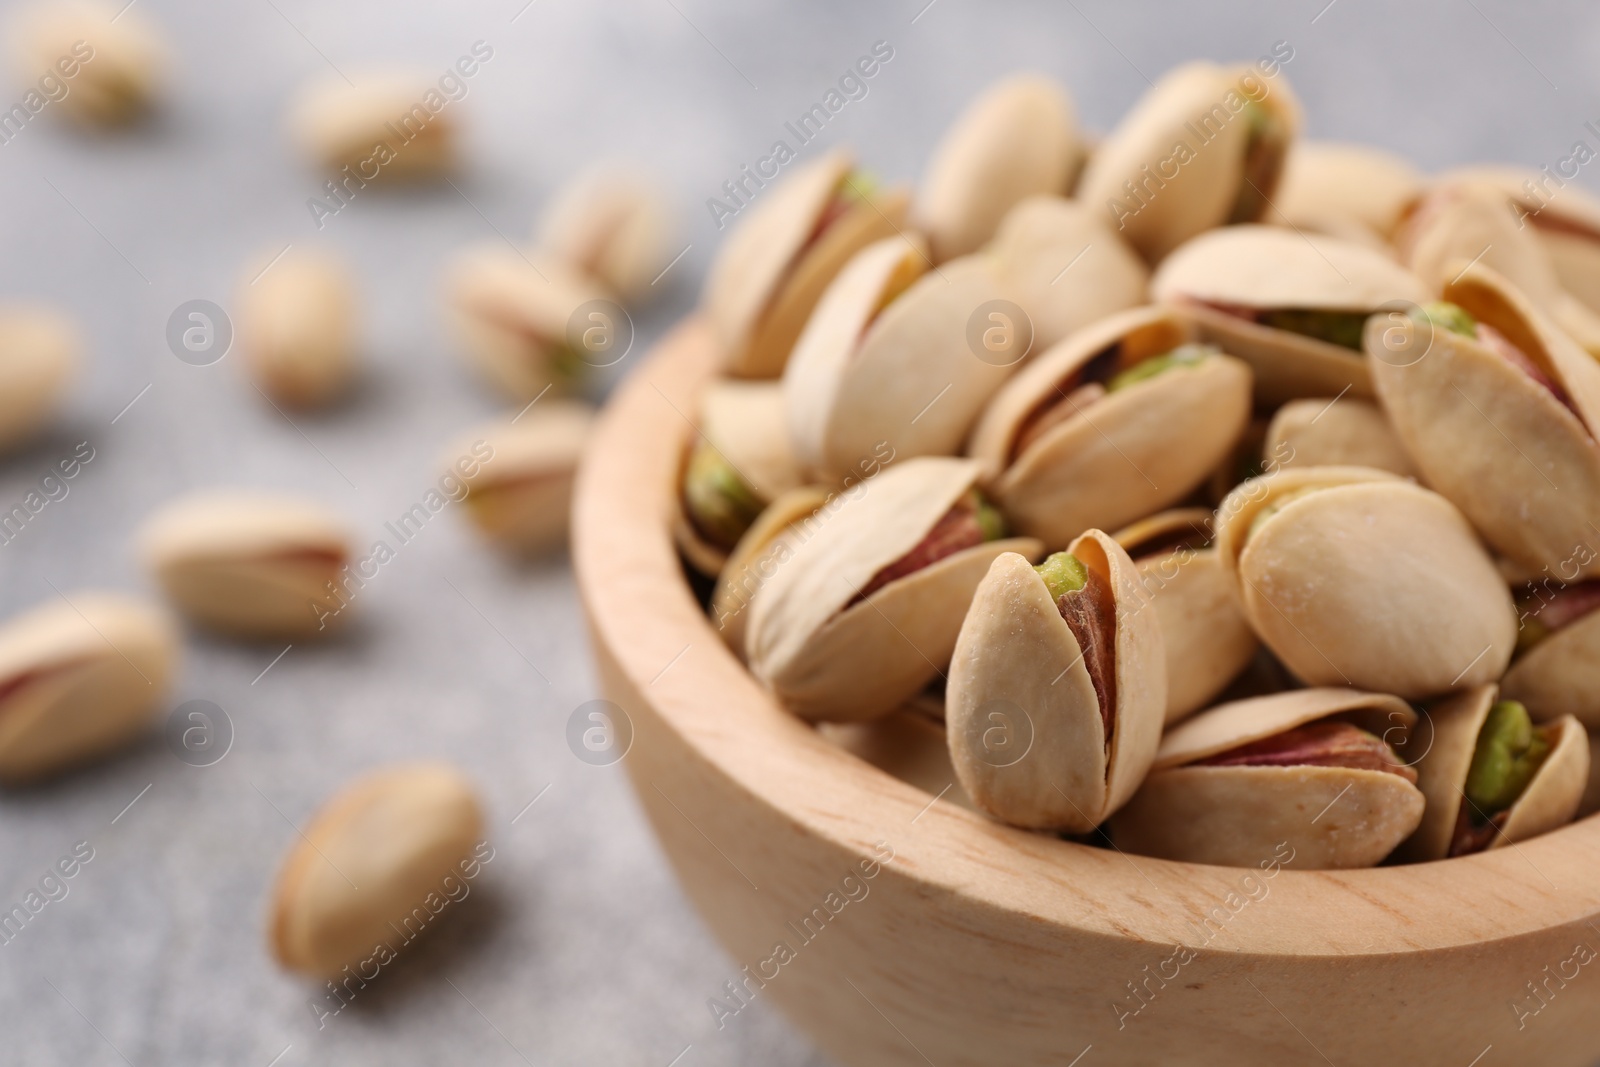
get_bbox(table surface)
[2,0,1598,1063]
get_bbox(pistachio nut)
[446,401,593,556]
[784,236,1018,481]
[966,305,1252,547]
[0,306,78,455]
[535,165,677,305]
[1365,264,1600,578]
[947,529,1165,831]
[238,247,357,409]
[139,492,353,639]
[12,0,164,126]
[1271,141,1422,242]
[1501,578,1600,727]
[1076,61,1301,262]
[1111,509,1258,724]
[915,74,1083,262]
[289,73,455,179]
[1109,688,1424,869]
[1214,466,1517,699]
[269,763,485,978]
[705,149,911,379]
[984,195,1149,351]
[1262,396,1416,477]
[746,457,1041,722]
[710,484,831,659]
[819,709,978,814]
[1152,224,1429,404]
[1396,686,1587,862]
[0,592,176,784]
[444,244,609,402]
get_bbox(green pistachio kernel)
[973,494,1008,542]
[1464,700,1551,817]
[1258,309,1369,351]
[1035,551,1088,602]
[1411,300,1477,339]
[1106,344,1216,393]
[683,441,764,552]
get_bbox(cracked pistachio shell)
[290,73,454,178]
[1396,686,1587,863]
[0,593,176,784]
[444,244,608,402]
[1077,62,1302,262]
[535,165,676,305]
[915,74,1082,262]
[1110,688,1424,869]
[238,247,357,409]
[746,457,1041,722]
[784,236,1017,482]
[1502,610,1600,728]
[447,401,594,556]
[985,195,1148,350]
[819,709,978,815]
[0,306,78,455]
[1367,263,1600,578]
[1112,509,1258,724]
[967,305,1252,547]
[1215,466,1516,699]
[710,484,831,660]
[705,149,910,379]
[270,763,484,978]
[699,380,804,503]
[1263,396,1416,478]
[139,492,352,640]
[947,529,1165,831]
[13,1,164,126]
[1153,225,1429,405]
[1272,141,1422,241]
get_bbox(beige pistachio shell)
[1490,715,1587,848]
[1502,610,1600,728]
[535,165,676,304]
[1272,141,1422,240]
[947,530,1166,832]
[1263,396,1416,478]
[0,593,177,784]
[985,196,1149,350]
[700,380,803,502]
[238,247,357,409]
[1366,263,1600,578]
[819,709,978,814]
[967,305,1252,547]
[1076,61,1301,262]
[289,73,454,178]
[1215,467,1516,699]
[784,237,1017,482]
[270,763,484,978]
[0,306,78,455]
[746,457,1041,722]
[139,492,353,640]
[915,74,1082,262]
[710,484,830,659]
[12,0,164,126]
[446,401,594,556]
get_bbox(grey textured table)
[2,0,1598,1063]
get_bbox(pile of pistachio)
[677,64,1600,870]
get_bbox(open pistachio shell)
[1366,263,1600,578]
[1503,609,1600,728]
[1215,466,1516,699]
[915,74,1082,262]
[784,237,1017,482]
[1153,225,1430,405]
[947,530,1165,832]
[447,401,594,556]
[535,164,676,305]
[985,196,1148,350]
[1271,141,1422,241]
[13,0,165,126]
[1112,509,1258,724]
[705,150,911,379]
[1263,396,1416,477]
[747,457,1041,722]
[1077,61,1301,262]
[699,380,804,503]
[710,484,831,659]
[0,306,78,455]
[820,709,978,814]
[289,73,454,179]
[967,305,1252,547]
[0,593,177,784]
[1110,688,1424,869]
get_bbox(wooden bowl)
[574,317,1600,1066]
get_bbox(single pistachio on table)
[710,484,831,660]
[1261,396,1416,478]
[819,709,979,815]
[0,592,176,784]
[445,400,594,556]
[705,149,910,379]
[965,304,1252,547]
[1076,61,1301,262]
[746,457,1041,723]
[1365,264,1600,579]
[444,244,610,402]
[1151,224,1430,405]
[783,235,1018,482]
[1270,141,1423,244]
[914,73,1083,263]
[0,306,78,455]
[269,763,485,978]
[1213,466,1516,700]
[237,247,357,409]
[983,195,1149,351]
[1110,509,1258,725]
[139,491,353,640]
[1109,688,1425,869]
[1396,687,1586,862]
[1500,578,1600,727]
[289,72,456,179]
[535,164,677,306]
[11,0,165,127]
[947,530,1165,831]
